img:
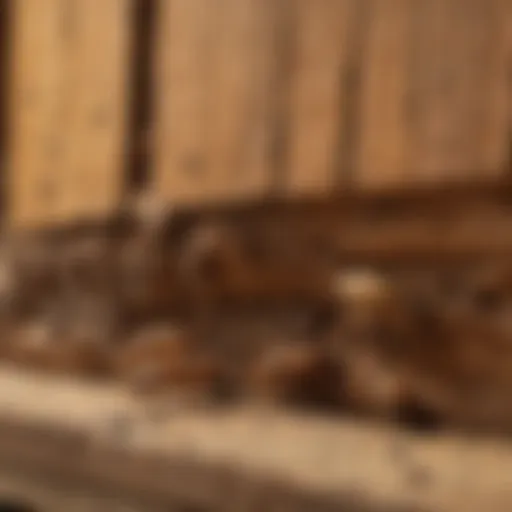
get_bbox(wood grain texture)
[285,0,353,196]
[356,0,410,189]
[0,0,9,177]
[153,0,277,205]
[152,0,217,204]
[0,365,512,512]
[7,0,132,229]
[7,0,512,224]
[8,0,68,229]
[410,0,509,183]
[203,0,275,202]
[58,0,132,223]
[481,0,512,176]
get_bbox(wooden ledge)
[0,365,509,511]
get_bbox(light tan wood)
[152,0,217,204]
[202,0,275,202]
[7,0,132,230]
[57,0,132,223]
[153,0,276,205]
[356,0,410,189]
[285,0,353,196]
[7,0,512,224]
[7,0,68,229]
[0,365,512,511]
[507,0,512,169]
[411,0,509,182]
[479,0,512,176]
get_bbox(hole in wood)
[22,89,37,108]
[91,107,109,128]
[182,153,205,178]
[38,179,58,204]
[47,140,62,164]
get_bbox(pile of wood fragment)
[1,221,512,435]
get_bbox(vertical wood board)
[8,0,67,228]
[410,0,509,183]
[58,0,133,222]
[153,0,277,205]
[152,0,217,204]
[356,0,410,189]
[7,0,132,229]
[203,0,273,200]
[285,0,354,196]
[480,0,512,176]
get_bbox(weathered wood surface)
[57,0,133,223]
[7,0,132,230]
[0,365,511,511]
[4,0,512,223]
[356,0,410,188]
[8,0,67,228]
[153,0,277,206]
[409,0,511,183]
[152,0,512,205]
[284,0,354,196]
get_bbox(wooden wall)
[3,0,512,229]
[6,0,133,229]
[0,0,9,215]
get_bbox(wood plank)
[202,0,275,202]
[410,0,509,183]
[57,0,132,223]
[285,0,353,196]
[480,0,512,176]
[356,0,410,189]
[0,0,9,169]
[153,0,276,205]
[1,365,512,511]
[7,0,68,229]
[152,0,218,204]
[7,0,132,230]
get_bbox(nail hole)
[38,179,58,203]
[91,108,109,128]
[182,154,204,178]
